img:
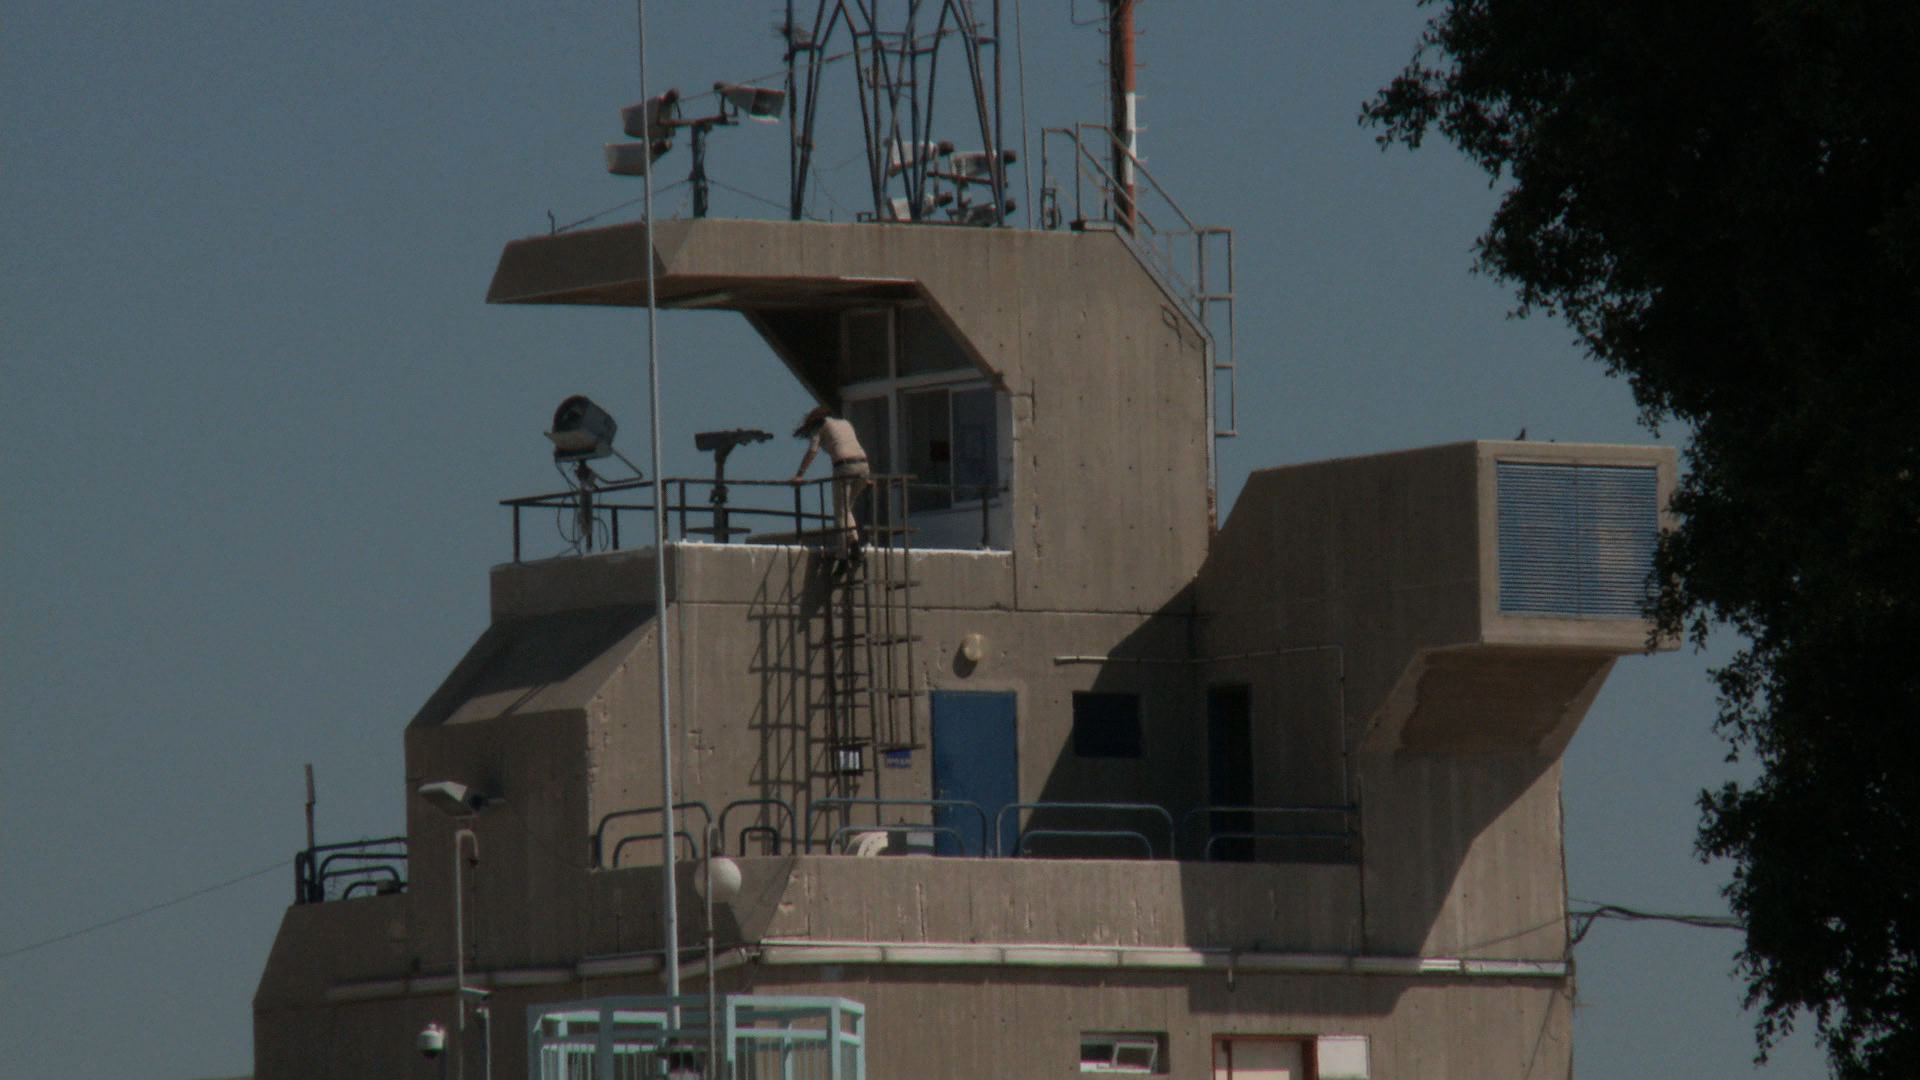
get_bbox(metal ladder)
[823,476,923,783]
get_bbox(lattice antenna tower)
[783,1,1011,225]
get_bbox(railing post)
[512,506,522,563]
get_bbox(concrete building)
[253,211,1675,1078]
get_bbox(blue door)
[930,691,1018,856]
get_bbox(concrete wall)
[259,854,1573,1080]
[489,220,1215,615]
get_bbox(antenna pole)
[304,764,315,854]
[635,0,683,1006]
[1107,0,1136,231]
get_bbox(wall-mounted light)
[960,633,987,665]
[834,745,866,776]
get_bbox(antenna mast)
[786,1,1011,225]
[1107,0,1136,231]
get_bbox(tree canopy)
[1364,2,1920,1076]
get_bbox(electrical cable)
[706,178,791,214]
[1567,901,1742,947]
[552,180,691,236]
[0,858,291,961]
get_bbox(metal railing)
[593,802,713,870]
[805,797,992,858]
[293,836,407,904]
[718,798,800,857]
[1037,122,1238,437]
[503,474,1007,562]
[584,798,1358,867]
[529,994,866,1080]
[994,802,1175,859]
[1179,805,1359,862]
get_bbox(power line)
[1568,902,1742,947]
[0,858,290,962]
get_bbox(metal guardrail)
[593,802,713,869]
[993,801,1175,859]
[503,474,1008,562]
[718,797,800,856]
[584,799,1358,867]
[294,836,407,904]
[805,797,991,858]
[529,994,866,1080]
[1180,805,1359,862]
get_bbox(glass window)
[903,387,954,512]
[1073,692,1142,759]
[951,386,998,498]
[1081,1033,1165,1074]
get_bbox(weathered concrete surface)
[490,220,1213,614]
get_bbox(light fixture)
[546,395,618,463]
[960,633,987,665]
[718,83,786,121]
[834,744,866,776]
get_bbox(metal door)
[930,690,1017,855]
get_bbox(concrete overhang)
[487,217,1034,404]
[1202,439,1680,756]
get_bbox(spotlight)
[546,395,617,463]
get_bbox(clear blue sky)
[1,3,1824,1077]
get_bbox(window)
[1073,692,1142,758]
[902,384,1000,512]
[1496,461,1659,618]
[1081,1033,1165,1074]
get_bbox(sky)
[1,2,1825,1078]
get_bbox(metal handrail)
[504,473,1009,562]
[718,798,799,856]
[1016,828,1155,859]
[593,801,714,869]
[294,835,407,904]
[1039,123,1209,313]
[612,830,702,869]
[993,801,1176,858]
[1179,804,1358,862]
[805,797,989,857]
[825,823,968,856]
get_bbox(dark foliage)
[1364,2,1920,1076]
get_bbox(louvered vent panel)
[1497,462,1658,618]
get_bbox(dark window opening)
[1073,692,1142,758]
[1207,684,1254,862]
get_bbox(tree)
[1363,3,1920,1076]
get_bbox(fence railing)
[588,798,1357,865]
[293,836,407,904]
[528,994,865,1080]
[503,474,1006,562]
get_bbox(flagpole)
[635,0,682,1005]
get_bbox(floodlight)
[621,89,681,141]
[606,141,673,176]
[885,138,947,177]
[547,394,618,462]
[718,83,786,121]
[418,780,497,818]
[946,147,1019,180]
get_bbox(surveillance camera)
[418,1022,446,1059]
